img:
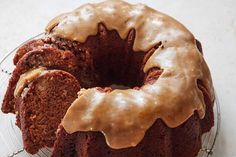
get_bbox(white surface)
[0,0,235,157]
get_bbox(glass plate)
[0,34,220,157]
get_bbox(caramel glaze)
[46,0,214,149]
[14,67,47,97]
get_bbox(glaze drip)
[14,67,47,97]
[46,0,214,149]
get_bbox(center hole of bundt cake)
[73,24,163,89]
[92,44,146,88]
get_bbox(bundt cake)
[1,0,215,157]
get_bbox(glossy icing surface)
[46,0,214,149]
[14,67,47,97]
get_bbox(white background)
[0,0,235,157]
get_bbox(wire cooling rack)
[0,34,221,157]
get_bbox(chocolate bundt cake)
[1,0,215,157]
